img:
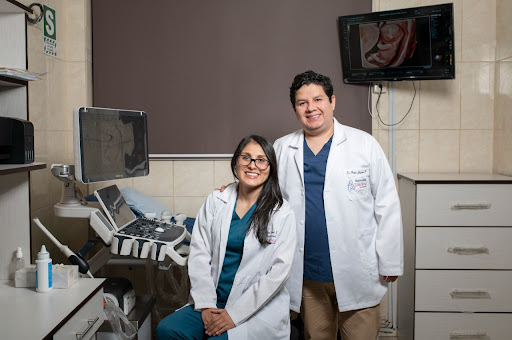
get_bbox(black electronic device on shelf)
[338,3,455,83]
[0,116,34,164]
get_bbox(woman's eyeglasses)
[237,155,270,170]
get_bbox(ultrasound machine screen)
[74,107,149,184]
[68,107,189,265]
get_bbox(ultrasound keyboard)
[94,185,190,266]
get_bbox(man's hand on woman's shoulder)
[215,182,235,192]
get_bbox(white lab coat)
[187,184,297,339]
[273,118,403,313]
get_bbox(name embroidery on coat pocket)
[347,177,368,193]
[266,231,277,244]
[346,168,369,194]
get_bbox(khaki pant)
[300,280,381,340]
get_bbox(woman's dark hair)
[289,70,334,107]
[231,135,283,247]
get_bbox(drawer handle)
[449,330,488,339]
[75,317,100,340]
[447,246,489,255]
[450,203,491,210]
[450,290,491,299]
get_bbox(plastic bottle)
[36,245,53,292]
[8,247,25,280]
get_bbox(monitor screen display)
[338,3,454,83]
[74,107,149,183]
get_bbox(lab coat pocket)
[253,290,290,331]
[358,226,378,278]
[242,274,261,292]
[345,168,370,201]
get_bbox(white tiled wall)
[373,0,511,177]
[494,0,512,176]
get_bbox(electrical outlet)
[372,84,387,94]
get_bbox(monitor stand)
[52,164,98,218]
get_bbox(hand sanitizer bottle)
[8,247,25,280]
[36,245,52,292]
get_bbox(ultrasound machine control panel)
[94,185,190,265]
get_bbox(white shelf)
[0,68,38,85]
[0,0,34,281]
[0,76,26,86]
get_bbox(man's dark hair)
[231,135,283,247]
[289,70,334,107]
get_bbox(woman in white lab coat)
[156,135,297,340]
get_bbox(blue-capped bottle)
[36,245,52,292]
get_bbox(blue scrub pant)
[156,305,229,340]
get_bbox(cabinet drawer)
[415,270,512,312]
[54,288,104,340]
[416,184,512,226]
[415,312,512,340]
[416,227,512,269]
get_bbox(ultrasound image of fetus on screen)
[359,19,417,68]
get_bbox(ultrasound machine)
[37,107,190,275]
[94,184,189,265]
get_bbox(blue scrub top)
[303,136,334,282]
[216,201,257,304]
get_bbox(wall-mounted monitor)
[73,107,149,183]
[338,3,454,83]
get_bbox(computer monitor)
[73,107,149,183]
[338,3,455,83]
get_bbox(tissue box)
[15,264,79,289]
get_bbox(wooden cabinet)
[397,173,512,340]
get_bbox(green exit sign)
[43,4,56,57]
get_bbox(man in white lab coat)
[273,70,403,340]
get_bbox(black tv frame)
[338,3,455,83]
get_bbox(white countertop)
[0,278,104,339]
